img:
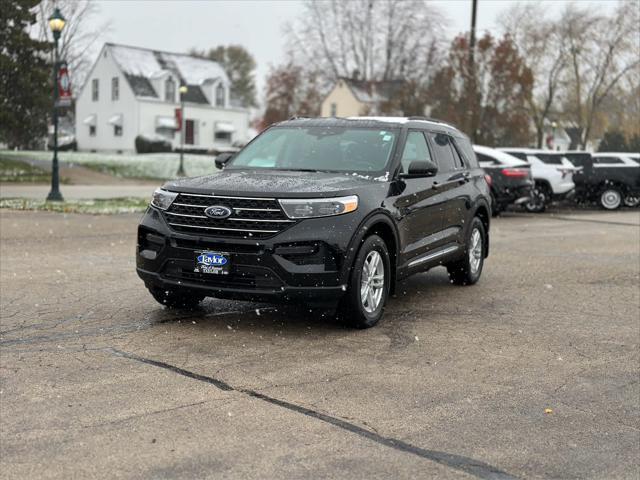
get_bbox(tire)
[490,192,501,217]
[447,217,486,286]
[623,195,639,208]
[600,188,622,210]
[148,286,205,309]
[524,186,547,213]
[337,234,391,329]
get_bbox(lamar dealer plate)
[194,251,231,275]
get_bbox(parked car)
[568,152,640,209]
[473,145,535,215]
[136,117,492,328]
[498,148,576,212]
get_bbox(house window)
[330,103,337,116]
[114,125,122,136]
[89,125,96,136]
[215,131,232,143]
[111,77,119,101]
[165,77,175,103]
[215,83,225,107]
[92,79,99,101]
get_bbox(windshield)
[227,126,398,173]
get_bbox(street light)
[177,84,188,176]
[47,7,66,202]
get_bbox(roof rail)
[407,116,446,124]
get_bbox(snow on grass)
[0,150,218,180]
[0,197,148,214]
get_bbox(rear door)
[426,132,469,243]
[394,130,447,266]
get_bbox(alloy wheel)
[360,250,385,313]
[469,228,483,275]
[601,189,622,210]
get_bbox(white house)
[75,43,250,153]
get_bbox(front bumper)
[136,207,361,305]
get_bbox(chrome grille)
[164,193,294,238]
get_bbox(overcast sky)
[87,0,618,101]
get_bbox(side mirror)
[403,160,438,177]
[215,152,234,170]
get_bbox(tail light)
[484,174,492,186]
[501,168,530,178]
[558,168,573,178]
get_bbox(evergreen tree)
[190,45,257,108]
[0,0,51,149]
[597,130,628,152]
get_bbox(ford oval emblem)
[204,205,232,219]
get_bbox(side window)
[400,131,431,173]
[593,156,623,165]
[427,132,456,172]
[450,142,465,169]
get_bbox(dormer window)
[215,83,225,107]
[165,77,176,103]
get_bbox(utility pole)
[468,0,478,142]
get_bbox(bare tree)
[499,3,568,148]
[286,0,446,83]
[560,1,640,149]
[33,0,110,88]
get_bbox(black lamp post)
[177,84,188,176]
[47,8,66,202]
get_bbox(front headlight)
[150,189,178,210]
[279,195,358,219]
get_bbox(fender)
[339,210,400,285]
[468,197,491,257]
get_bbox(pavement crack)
[81,400,211,429]
[108,348,519,480]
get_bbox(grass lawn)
[0,197,148,214]
[0,150,218,181]
[0,156,52,183]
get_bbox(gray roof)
[106,43,229,105]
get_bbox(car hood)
[162,169,390,198]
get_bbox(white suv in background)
[498,148,576,212]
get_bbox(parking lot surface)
[1,209,638,479]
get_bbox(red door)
[185,119,194,145]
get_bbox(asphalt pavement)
[0,209,638,479]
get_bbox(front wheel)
[600,188,622,210]
[447,217,486,286]
[337,234,390,329]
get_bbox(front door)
[185,119,195,145]
[394,130,447,268]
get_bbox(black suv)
[137,117,491,328]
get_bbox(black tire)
[446,217,486,286]
[599,187,623,210]
[337,234,391,329]
[524,185,547,213]
[490,191,501,217]
[148,286,205,309]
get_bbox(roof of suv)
[275,116,466,138]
